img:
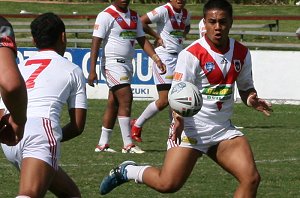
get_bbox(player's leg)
[207,136,260,198]
[102,90,118,129]
[18,157,55,197]
[100,146,201,194]
[131,51,174,142]
[112,84,143,153]
[95,90,118,152]
[142,146,201,192]
[48,166,81,197]
[95,64,120,152]
[136,85,170,124]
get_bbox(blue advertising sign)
[17,47,157,100]
[17,47,154,85]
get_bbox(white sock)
[135,101,159,127]
[126,165,150,183]
[98,127,113,145]
[118,116,132,147]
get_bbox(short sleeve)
[0,16,17,53]
[93,12,112,39]
[67,67,88,110]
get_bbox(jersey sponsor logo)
[202,86,232,96]
[165,75,173,80]
[181,136,197,145]
[131,16,137,23]
[234,60,241,72]
[116,16,123,22]
[173,72,183,81]
[120,75,129,81]
[170,30,184,38]
[119,31,137,39]
[204,62,215,72]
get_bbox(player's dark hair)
[203,0,233,18]
[30,12,65,49]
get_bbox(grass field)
[0,100,300,197]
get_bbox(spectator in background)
[130,0,191,142]
[88,0,165,153]
[0,16,27,146]
[99,0,273,196]
[1,13,87,197]
[198,18,206,38]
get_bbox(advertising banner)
[17,48,158,100]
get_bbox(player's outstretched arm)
[239,89,273,116]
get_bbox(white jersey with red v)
[173,38,254,124]
[164,4,188,31]
[92,5,145,60]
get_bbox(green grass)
[1,100,300,197]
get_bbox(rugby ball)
[168,81,203,117]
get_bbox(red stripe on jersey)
[164,5,188,30]
[187,41,248,85]
[0,36,17,53]
[225,41,248,84]
[105,8,138,30]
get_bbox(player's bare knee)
[156,99,169,110]
[241,171,261,188]
[155,180,183,193]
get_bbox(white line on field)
[255,158,298,163]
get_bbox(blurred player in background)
[198,18,206,38]
[0,16,27,146]
[88,0,165,153]
[130,0,190,142]
[1,13,87,197]
[99,0,273,196]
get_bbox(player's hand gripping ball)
[0,114,16,145]
[168,81,203,117]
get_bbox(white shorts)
[1,117,62,170]
[101,59,133,89]
[153,47,178,85]
[167,118,244,153]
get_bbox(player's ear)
[32,38,37,47]
[61,32,67,44]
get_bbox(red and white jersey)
[173,37,254,124]
[147,3,190,54]
[0,16,17,53]
[18,50,87,123]
[93,5,144,62]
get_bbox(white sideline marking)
[255,158,298,163]
[0,158,298,168]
